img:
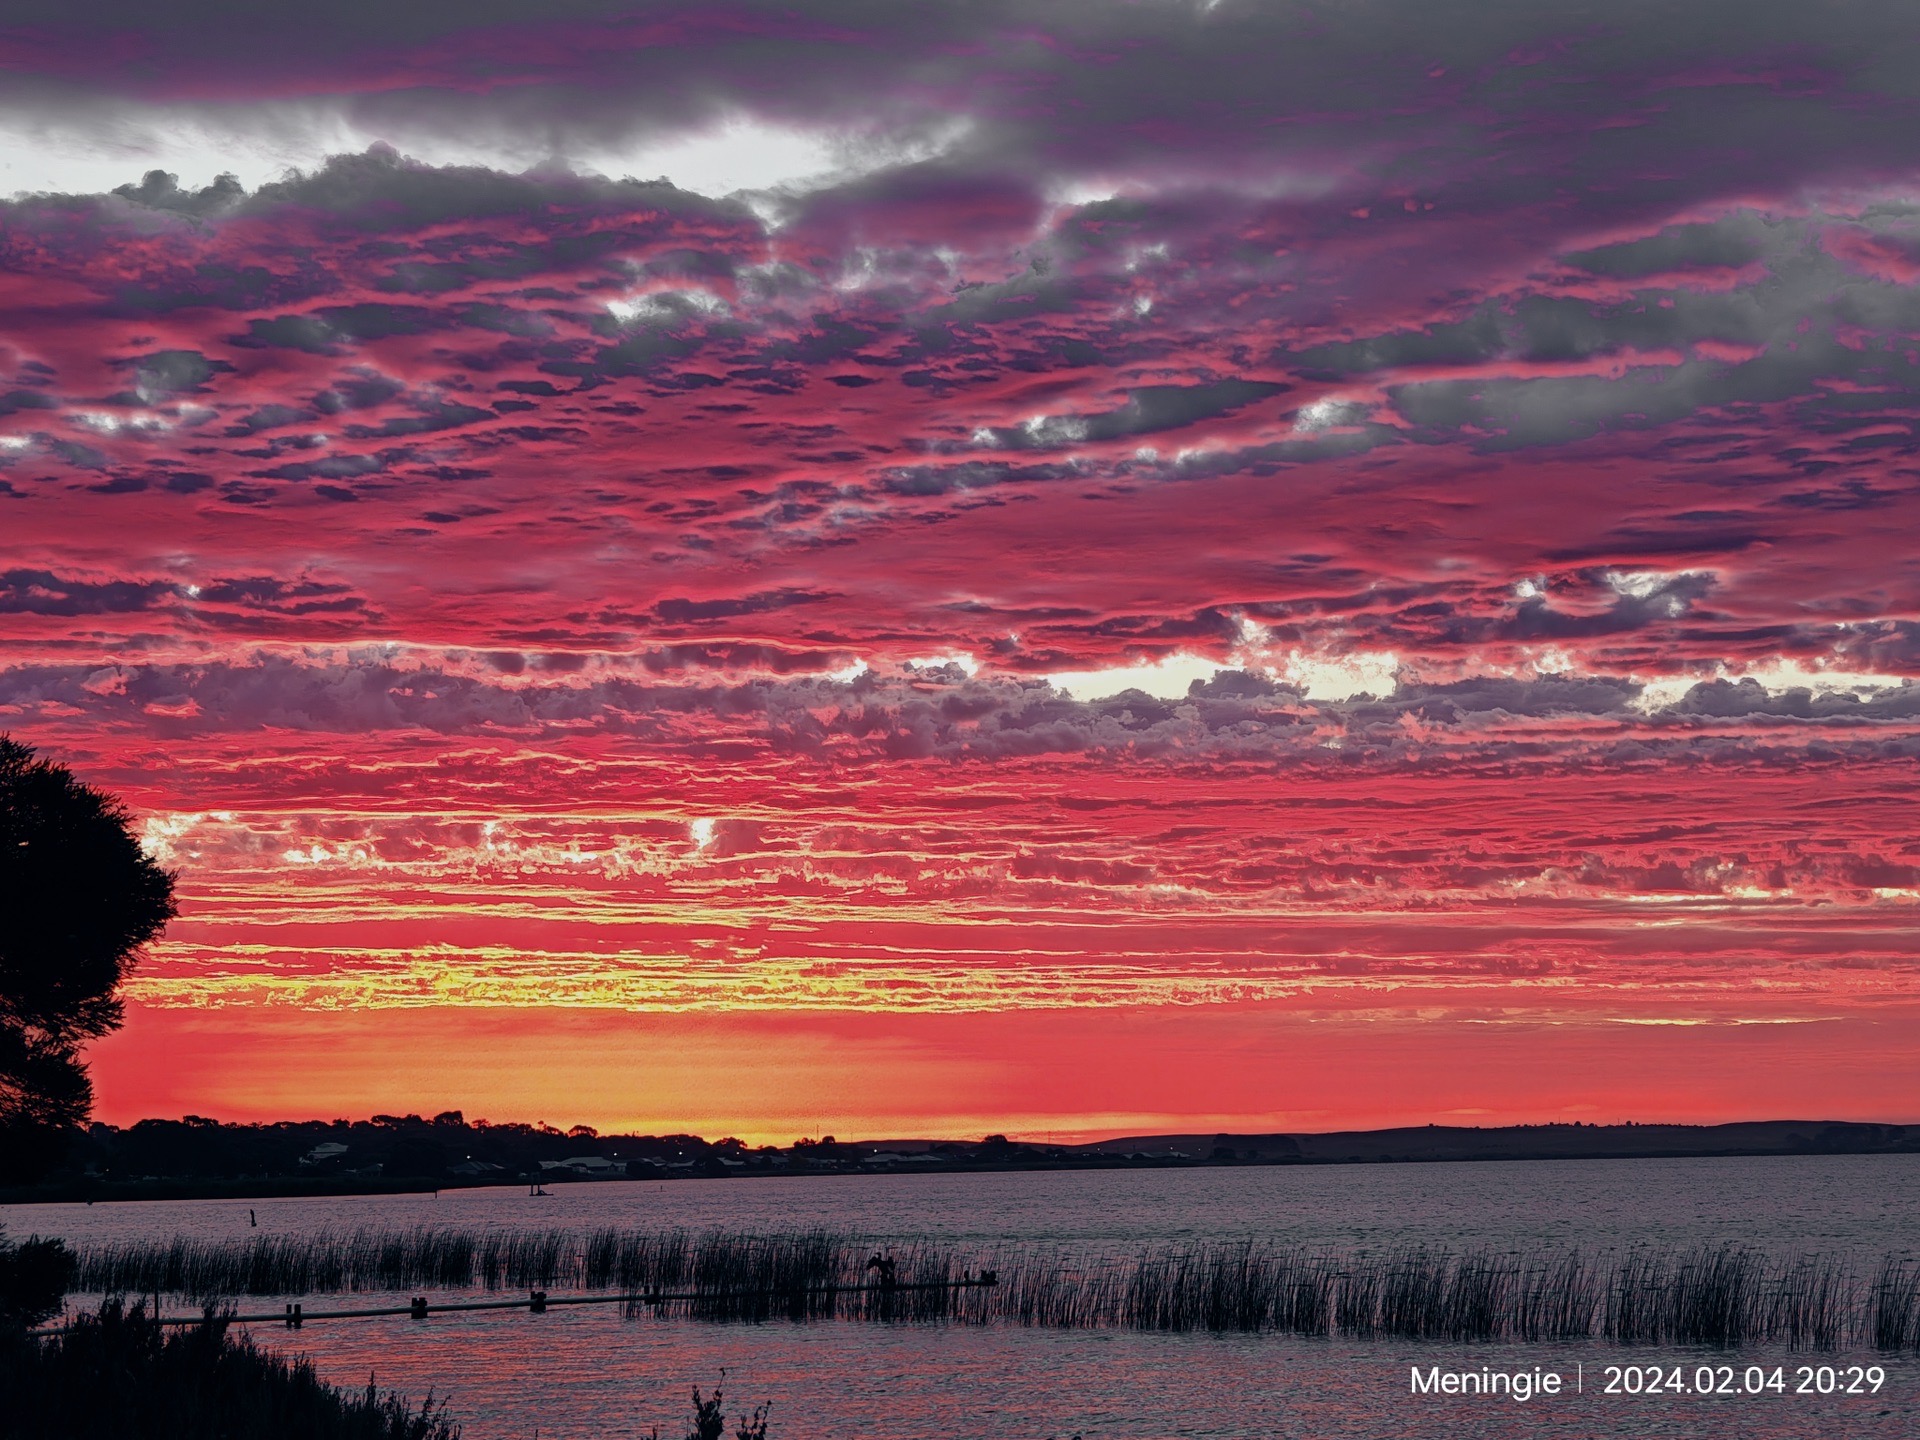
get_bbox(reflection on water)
[12,1152,1920,1254]
[11,1154,1920,1437]
[242,1307,1920,1440]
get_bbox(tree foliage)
[0,737,176,1181]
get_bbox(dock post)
[410,1296,428,1320]
[529,1290,547,1313]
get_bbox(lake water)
[10,1155,1920,1438]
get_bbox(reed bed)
[69,1228,1920,1351]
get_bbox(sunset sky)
[5,1,1920,1141]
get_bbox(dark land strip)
[3,1118,1914,1206]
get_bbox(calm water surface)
[10,1155,1920,1437]
[13,1152,1920,1253]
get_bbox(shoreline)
[5,1118,1914,1208]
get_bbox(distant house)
[539,1156,627,1178]
[448,1160,505,1178]
[299,1143,349,1166]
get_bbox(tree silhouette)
[0,737,176,1183]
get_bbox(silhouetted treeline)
[13,1116,1917,1202]
[30,1112,754,1193]
[8,1116,1090,1198]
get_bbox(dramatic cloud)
[3,1,1918,1135]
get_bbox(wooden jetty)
[31,1273,1000,1336]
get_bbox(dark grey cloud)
[192,575,371,616]
[122,349,230,396]
[340,398,494,439]
[315,374,405,412]
[0,390,58,417]
[11,3,1920,209]
[2,650,1911,771]
[966,379,1288,452]
[110,169,245,217]
[260,453,386,481]
[232,316,339,353]
[1565,216,1774,279]
[225,404,317,435]
[1257,207,1920,460]
[0,569,169,615]
[652,588,834,623]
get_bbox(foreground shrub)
[659,1372,770,1440]
[0,1298,458,1440]
[0,1230,73,1332]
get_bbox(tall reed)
[68,1228,1920,1351]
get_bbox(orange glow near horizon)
[41,739,1914,1139]
[84,999,1920,1144]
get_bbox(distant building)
[539,1156,627,1178]
[300,1143,349,1166]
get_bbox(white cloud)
[0,103,913,202]
[1045,651,1225,700]
[73,409,171,435]
[904,652,979,676]
[1737,658,1909,698]
[1292,398,1343,433]
[1272,648,1400,700]
[141,810,231,863]
[605,287,729,323]
[1630,655,1911,713]
[1050,178,1123,207]
[1021,413,1091,445]
[1629,674,1703,714]
[587,118,840,195]
[1232,617,1399,700]
[0,102,363,197]
[1604,569,1687,600]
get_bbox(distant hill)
[1072,1119,1920,1164]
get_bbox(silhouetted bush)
[0,1299,459,1440]
[651,1373,770,1440]
[0,1229,73,1333]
